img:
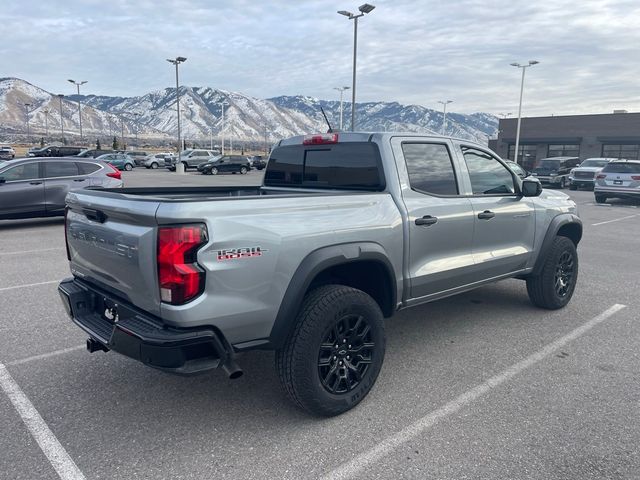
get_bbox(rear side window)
[402,143,458,195]
[44,161,79,178]
[76,162,101,175]
[265,143,384,190]
[602,162,640,174]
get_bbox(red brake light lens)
[303,133,339,145]
[631,176,640,180]
[106,163,121,179]
[157,224,208,305]
[596,173,607,179]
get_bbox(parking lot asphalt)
[0,172,639,480]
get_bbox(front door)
[0,162,45,218]
[457,145,536,278]
[392,138,476,300]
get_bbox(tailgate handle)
[83,208,107,223]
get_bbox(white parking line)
[7,346,86,367]
[592,214,639,226]
[0,364,86,480]
[0,280,59,293]
[0,248,64,256]
[322,304,627,480]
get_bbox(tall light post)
[67,79,87,142]
[167,56,187,173]
[438,100,453,135]
[57,94,65,143]
[133,112,141,146]
[338,3,375,132]
[333,86,350,131]
[23,103,32,143]
[42,108,50,140]
[511,60,539,165]
[219,101,229,155]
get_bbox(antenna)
[320,106,334,133]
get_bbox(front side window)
[402,143,458,195]
[44,161,79,178]
[1,163,40,181]
[462,147,515,195]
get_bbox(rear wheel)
[210,167,218,175]
[150,162,158,169]
[124,163,133,171]
[526,236,578,309]
[275,285,385,416]
[240,166,248,174]
[182,162,188,171]
[595,194,607,204]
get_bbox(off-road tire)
[526,236,578,309]
[275,285,385,417]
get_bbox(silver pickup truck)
[59,132,582,416]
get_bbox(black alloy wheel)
[554,250,575,298]
[318,314,374,395]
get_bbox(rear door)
[43,161,84,214]
[457,144,535,278]
[0,162,45,217]
[392,138,476,300]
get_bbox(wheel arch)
[269,243,398,349]
[532,214,582,276]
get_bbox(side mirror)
[521,177,542,197]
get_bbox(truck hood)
[539,189,570,200]
[572,167,603,173]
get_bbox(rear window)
[265,142,384,190]
[602,162,640,174]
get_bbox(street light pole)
[167,56,187,173]
[438,100,453,135]
[23,103,32,143]
[42,108,50,140]
[338,4,375,132]
[134,112,141,146]
[511,60,539,165]
[333,86,350,131]
[219,101,229,155]
[57,94,65,142]
[67,79,87,142]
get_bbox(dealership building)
[489,111,640,170]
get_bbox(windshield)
[602,162,640,174]
[535,160,561,170]
[580,159,608,168]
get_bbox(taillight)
[303,133,339,145]
[157,224,208,305]
[106,163,121,179]
[631,176,640,180]
[596,174,607,179]
[64,207,71,261]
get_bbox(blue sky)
[3,0,640,115]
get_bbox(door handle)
[415,215,438,226]
[73,179,86,182]
[477,210,495,220]
[29,181,43,185]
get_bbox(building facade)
[492,112,640,170]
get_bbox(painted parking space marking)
[0,364,86,480]
[7,345,85,367]
[322,304,627,480]
[592,214,639,226]
[0,248,65,256]
[0,280,59,293]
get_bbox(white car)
[0,146,16,160]
[569,158,614,191]
[143,153,175,169]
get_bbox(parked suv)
[0,157,122,219]
[594,159,640,203]
[76,149,113,158]
[125,151,148,166]
[0,146,15,160]
[144,153,174,169]
[197,155,251,175]
[166,149,219,170]
[568,158,612,190]
[28,146,84,157]
[532,156,580,188]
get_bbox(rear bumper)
[594,186,640,197]
[58,277,237,375]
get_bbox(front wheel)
[124,163,133,171]
[210,167,218,175]
[559,177,566,189]
[150,162,158,169]
[240,166,247,174]
[569,183,577,191]
[526,236,578,309]
[275,285,385,417]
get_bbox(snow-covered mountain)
[0,77,497,144]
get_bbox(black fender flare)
[532,213,582,276]
[268,242,397,349]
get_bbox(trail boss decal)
[217,246,266,261]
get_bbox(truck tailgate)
[65,190,162,316]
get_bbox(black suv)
[532,156,580,188]
[76,149,114,158]
[28,146,84,157]
[197,155,251,175]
